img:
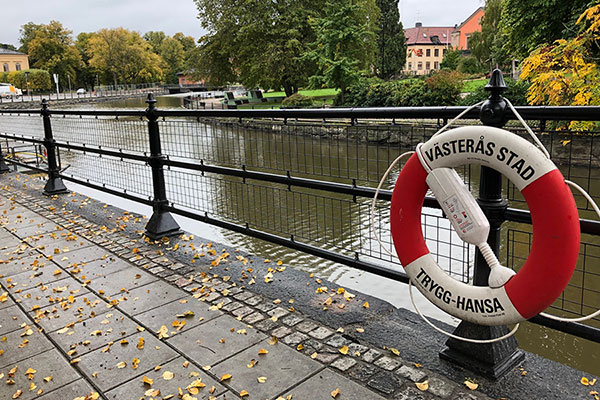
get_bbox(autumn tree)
[193,0,322,94]
[87,28,166,86]
[375,0,406,79]
[520,4,600,127]
[143,31,166,53]
[307,0,379,102]
[18,21,81,88]
[159,37,185,83]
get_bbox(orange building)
[451,7,485,50]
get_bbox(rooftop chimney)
[415,22,422,27]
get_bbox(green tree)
[159,37,185,84]
[19,21,81,89]
[468,0,506,70]
[193,0,322,95]
[375,0,406,79]
[500,0,591,59]
[143,31,166,53]
[87,28,165,86]
[440,47,461,70]
[75,32,96,88]
[172,32,197,70]
[0,44,17,51]
[307,0,379,102]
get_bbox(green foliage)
[457,56,485,74]
[281,93,314,108]
[440,48,461,70]
[0,44,17,51]
[338,70,464,107]
[159,37,185,84]
[468,0,506,69]
[143,31,166,53]
[19,21,81,88]
[0,69,51,91]
[459,78,530,106]
[307,0,379,102]
[87,28,166,85]
[375,0,406,79]
[193,0,321,95]
[500,0,591,59]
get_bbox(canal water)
[58,95,599,375]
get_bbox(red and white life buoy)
[390,126,580,326]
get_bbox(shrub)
[0,69,51,91]
[424,70,464,105]
[281,93,314,108]
[459,78,530,106]
[457,56,486,74]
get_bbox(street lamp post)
[24,71,30,102]
[67,74,72,99]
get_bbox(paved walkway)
[1,173,597,400]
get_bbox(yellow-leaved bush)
[520,4,600,130]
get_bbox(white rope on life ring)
[390,125,580,326]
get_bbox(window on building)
[408,62,412,70]
[417,62,423,70]
[426,49,431,57]
[434,61,439,69]
[426,62,430,70]
[434,49,439,57]
[416,49,423,57]
[15,63,21,71]
[443,49,447,55]
[2,63,8,72]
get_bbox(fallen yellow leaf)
[240,390,249,397]
[339,345,349,355]
[142,376,154,386]
[137,337,145,349]
[415,380,429,391]
[257,376,267,383]
[464,380,478,390]
[220,373,232,382]
[116,361,127,369]
[331,388,340,398]
[162,371,174,380]
[363,301,369,308]
[258,348,269,355]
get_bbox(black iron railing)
[1,82,599,375]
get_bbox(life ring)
[390,126,580,326]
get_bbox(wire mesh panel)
[60,149,152,200]
[0,113,44,139]
[51,115,149,154]
[506,227,600,325]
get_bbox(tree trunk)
[283,81,294,97]
[340,82,345,104]
[112,72,118,90]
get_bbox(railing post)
[439,69,524,379]
[0,140,10,174]
[41,99,68,195]
[144,93,182,239]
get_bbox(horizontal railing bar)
[3,158,47,173]
[54,142,148,162]
[165,204,410,284]
[0,133,45,145]
[505,207,600,236]
[2,105,600,121]
[59,174,154,206]
[529,314,600,344]
[0,109,40,114]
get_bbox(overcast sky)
[1,0,483,48]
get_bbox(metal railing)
[0,92,599,353]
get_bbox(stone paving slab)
[28,233,94,258]
[8,220,61,238]
[48,308,139,359]
[2,266,69,292]
[0,254,50,279]
[69,256,132,282]
[0,349,83,400]
[30,292,107,333]
[0,324,53,369]
[168,314,266,367]
[37,379,96,400]
[0,304,32,336]
[105,356,228,400]
[115,279,188,316]
[77,331,178,392]
[13,275,89,311]
[212,340,323,400]
[1,211,49,230]
[283,367,388,399]
[50,245,114,267]
[85,265,158,297]
[135,296,222,335]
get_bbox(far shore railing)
[0,88,599,375]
